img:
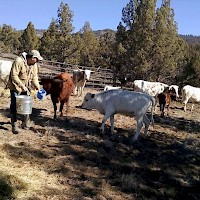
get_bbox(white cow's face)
[84,70,91,80]
[169,85,179,98]
[81,93,95,110]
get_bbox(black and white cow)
[72,68,93,96]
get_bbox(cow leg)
[110,114,115,134]
[100,112,112,134]
[132,117,143,141]
[77,86,81,96]
[76,87,79,96]
[191,103,194,111]
[166,95,171,116]
[160,103,164,117]
[183,97,189,112]
[154,96,158,113]
[184,103,187,112]
[50,95,58,119]
[53,101,57,119]
[160,102,166,117]
[59,101,65,117]
[166,104,170,116]
[74,86,77,96]
[143,114,150,136]
[79,87,83,96]
[80,81,86,96]
[64,99,70,115]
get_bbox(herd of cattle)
[0,59,200,140]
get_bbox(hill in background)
[35,29,200,44]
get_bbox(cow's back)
[133,80,144,92]
[183,85,200,102]
[182,85,194,100]
[0,60,13,82]
[57,72,74,99]
[133,80,167,96]
[97,90,153,113]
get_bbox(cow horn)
[96,66,101,71]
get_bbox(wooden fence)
[37,60,117,90]
[0,53,117,90]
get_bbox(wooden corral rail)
[39,60,116,90]
[0,53,17,61]
[0,53,118,90]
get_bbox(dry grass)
[0,86,199,200]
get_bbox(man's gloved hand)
[22,85,28,92]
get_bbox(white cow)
[133,80,169,97]
[133,80,180,112]
[104,85,121,91]
[0,59,13,86]
[182,85,200,111]
[81,89,155,141]
[72,69,93,96]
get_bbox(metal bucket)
[16,95,32,115]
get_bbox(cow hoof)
[65,118,70,123]
[109,134,117,141]
[131,137,138,142]
[129,137,138,145]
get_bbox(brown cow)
[157,86,178,117]
[40,72,74,119]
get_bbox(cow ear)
[91,93,95,98]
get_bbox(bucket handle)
[19,89,30,96]
[27,90,30,96]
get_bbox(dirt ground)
[0,86,199,200]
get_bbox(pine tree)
[178,44,200,86]
[54,2,75,62]
[40,19,59,61]
[56,2,74,35]
[67,32,83,64]
[115,22,128,73]
[116,0,186,82]
[40,2,83,64]
[131,0,156,79]
[79,21,99,67]
[19,22,40,52]
[97,30,116,68]
[152,0,186,82]
[116,0,156,80]
[0,24,21,53]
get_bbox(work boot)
[12,122,20,134]
[11,114,20,134]
[21,115,33,130]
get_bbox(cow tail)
[150,96,155,127]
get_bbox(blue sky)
[0,0,199,36]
